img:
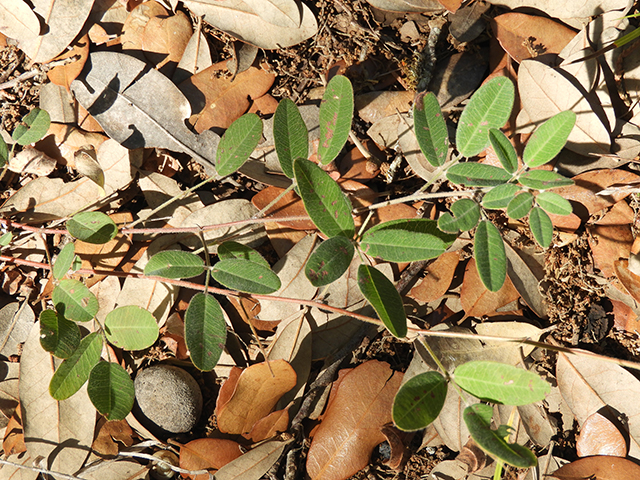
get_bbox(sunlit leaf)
[393,371,447,431]
[523,111,576,167]
[0,232,12,246]
[318,75,353,165]
[482,183,521,209]
[104,306,159,351]
[517,170,573,190]
[464,403,537,468]
[447,163,511,187]
[536,191,572,216]
[0,136,8,167]
[39,309,81,359]
[438,198,480,233]
[414,91,448,167]
[12,108,51,145]
[218,241,269,267]
[185,293,227,371]
[49,332,103,400]
[274,98,308,177]
[456,77,515,157]
[474,220,506,292]
[358,264,406,338]
[216,112,262,177]
[529,207,554,248]
[144,250,205,279]
[305,235,354,286]
[53,242,76,280]
[52,279,99,322]
[88,361,135,421]
[506,192,534,219]
[212,258,281,294]
[67,212,118,244]
[488,128,518,173]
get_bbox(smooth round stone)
[134,364,203,434]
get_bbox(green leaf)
[212,258,281,294]
[488,128,518,173]
[454,361,550,405]
[536,191,572,216]
[357,264,406,338]
[274,98,308,178]
[517,170,573,190]
[53,243,76,280]
[318,75,353,165]
[0,136,8,167]
[0,231,12,246]
[447,163,511,187]
[464,404,537,468]
[67,212,118,244]
[437,198,480,233]
[523,111,576,167]
[414,92,448,167]
[52,279,99,322]
[88,362,135,421]
[144,250,205,279]
[529,207,554,248]
[185,293,227,371]
[482,184,521,209]
[39,310,81,359]
[12,108,51,145]
[293,157,355,238]
[104,306,159,351]
[393,372,448,431]
[216,113,262,177]
[456,77,515,157]
[506,192,534,219]
[474,221,506,292]
[360,219,457,262]
[218,241,269,268]
[305,236,354,286]
[49,332,103,400]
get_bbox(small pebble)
[134,364,203,434]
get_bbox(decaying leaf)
[179,438,242,480]
[460,259,520,317]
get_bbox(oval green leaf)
[488,128,518,174]
[393,371,448,431]
[357,264,406,338]
[88,361,135,421]
[293,157,355,238]
[144,250,205,279]
[414,91,448,167]
[506,192,534,219]
[0,136,7,167]
[216,112,262,177]
[536,191,572,216]
[53,242,76,280]
[212,258,281,294]
[482,183,521,209]
[456,77,515,157]
[52,279,99,322]
[39,309,81,359]
[464,403,537,468]
[360,219,457,262]
[474,220,506,292]
[185,293,227,371]
[529,207,554,248]
[517,170,573,190]
[67,212,118,244]
[523,111,576,167]
[447,163,511,187]
[104,306,159,351]
[454,361,550,405]
[318,75,354,165]
[12,108,51,145]
[438,198,480,233]
[274,98,309,178]
[49,332,103,400]
[305,236,354,287]
[218,241,269,268]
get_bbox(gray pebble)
[134,364,203,434]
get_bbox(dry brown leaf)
[552,169,640,215]
[47,33,90,90]
[179,438,243,480]
[174,28,213,84]
[306,360,403,480]
[216,359,297,435]
[36,123,108,167]
[380,424,409,471]
[587,224,633,278]
[595,200,635,225]
[252,186,316,230]
[0,0,40,43]
[249,93,279,115]
[492,13,576,64]
[121,0,169,54]
[339,142,383,181]
[245,407,290,442]
[373,203,418,226]
[216,367,242,414]
[8,146,57,176]
[180,61,275,131]
[356,91,414,124]
[611,299,640,333]
[142,10,192,77]
[576,411,627,457]
[3,408,25,456]
[614,259,640,305]
[410,251,460,303]
[91,418,135,456]
[366,0,445,12]
[214,438,293,480]
[460,259,520,317]
[550,455,640,480]
[436,0,462,13]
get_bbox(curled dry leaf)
[215,359,297,435]
[587,224,633,278]
[8,146,57,176]
[142,9,192,77]
[47,33,90,90]
[179,438,243,480]
[36,123,107,167]
[121,0,169,55]
[550,455,640,480]
[91,418,135,456]
[214,438,293,480]
[460,258,520,317]
[306,360,403,480]
[245,407,290,442]
[576,411,627,457]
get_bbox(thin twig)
[116,451,212,477]
[0,458,88,480]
